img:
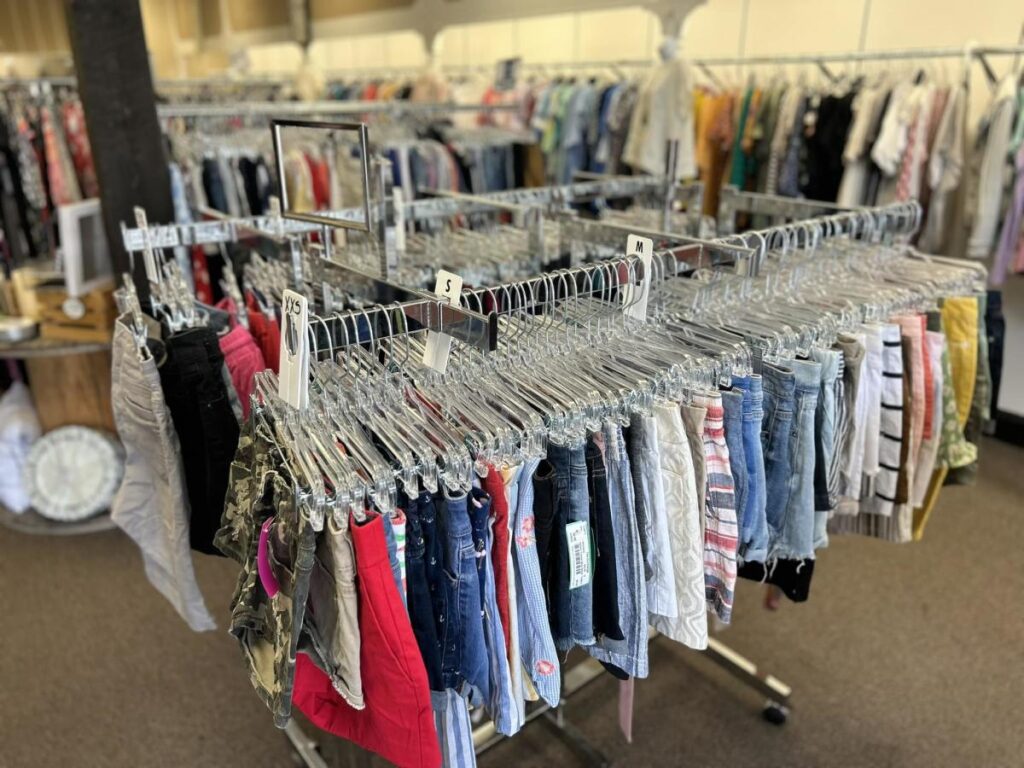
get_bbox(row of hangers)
[242,198,983,533]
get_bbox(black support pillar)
[64,0,172,302]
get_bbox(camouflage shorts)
[216,418,316,727]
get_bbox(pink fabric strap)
[258,517,281,597]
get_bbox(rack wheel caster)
[762,701,789,725]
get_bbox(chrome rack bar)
[691,43,1024,67]
[309,258,498,353]
[717,185,853,235]
[157,100,519,119]
[555,215,755,274]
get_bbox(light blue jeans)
[512,458,562,707]
[732,375,769,564]
[779,358,822,561]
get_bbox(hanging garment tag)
[134,207,161,284]
[623,234,653,322]
[393,187,407,253]
[278,289,309,409]
[422,269,463,374]
[566,520,592,589]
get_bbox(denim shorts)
[439,491,490,700]
[760,363,796,559]
[586,432,622,642]
[403,490,445,691]
[546,441,594,651]
[779,358,822,561]
[584,422,649,678]
[512,458,561,708]
[810,348,841,549]
[624,415,655,582]
[731,375,769,564]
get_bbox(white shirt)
[622,57,697,180]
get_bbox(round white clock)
[24,427,125,522]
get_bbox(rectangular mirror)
[270,119,371,232]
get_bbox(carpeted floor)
[2,438,1022,768]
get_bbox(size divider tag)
[422,269,463,374]
[393,187,407,252]
[566,520,592,589]
[134,207,161,284]
[278,289,310,409]
[623,234,653,322]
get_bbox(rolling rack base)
[473,634,793,766]
[280,635,792,767]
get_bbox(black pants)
[586,434,623,641]
[159,327,240,555]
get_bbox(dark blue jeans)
[439,491,489,701]
[547,442,594,651]
[586,434,622,642]
[403,491,444,691]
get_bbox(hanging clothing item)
[991,142,1024,285]
[110,320,216,632]
[801,91,855,202]
[0,381,41,514]
[511,458,561,708]
[967,76,1018,259]
[623,57,697,180]
[41,103,81,206]
[159,326,240,555]
[292,514,441,768]
[837,85,888,207]
[219,324,266,421]
[61,99,98,199]
[919,82,967,253]
[583,422,649,679]
[692,391,738,624]
[648,400,708,651]
[764,86,803,195]
[215,420,316,727]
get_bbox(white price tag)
[566,520,592,589]
[278,289,309,409]
[393,187,406,253]
[623,234,653,322]
[421,270,463,374]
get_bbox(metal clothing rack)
[119,176,700,265]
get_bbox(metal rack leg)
[474,655,612,764]
[701,636,793,725]
[283,720,330,768]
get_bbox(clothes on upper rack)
[0,85,98,264]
